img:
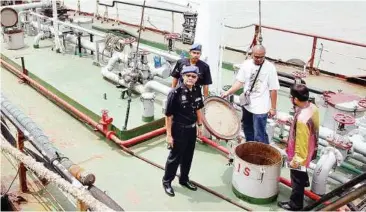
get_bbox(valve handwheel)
[358,99,366,108]
[123,37,136,44]
[292,71,307,79]
[164,33,180,40]
[138,50,150,55]
[333,113,355,125]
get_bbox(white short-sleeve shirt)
[236,59,280,114]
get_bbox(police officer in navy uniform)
[163,65,204,197]
[171,43,212,98]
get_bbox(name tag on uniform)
[195,97,201,102]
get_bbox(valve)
[333,113,355,132]
[123,37,136,44]
[99,109,113,133]
[292,71,307,79]
[164,33,180,52]
[358,99,366,108]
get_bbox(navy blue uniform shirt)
[165,83,204,125]
[171,58,212,87]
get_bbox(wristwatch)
[197,123,203,127]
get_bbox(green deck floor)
[1,28,363,211]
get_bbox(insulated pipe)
[311,147,342,195]
[149,63,171,79]
[270,140,350,184]
[1,1,50,11]
[1,94,96,186]
[1,59,254,211]
[143,80,172,95]
[33,31,45,48]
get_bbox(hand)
[289,160,299,169]
[166,135,174,148]
[197,125,202,137]
[268,108,276,119]
[221,91,230,99]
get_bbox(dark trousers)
[290,169,309,208]
[163,123,196,184]
[241,107,269,144]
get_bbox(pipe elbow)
[311,148,337,195]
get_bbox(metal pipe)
[319,184,366,211]
[311,147,342,195]
[0,58,253,211]
[28,12,180,61]
[1,1,50,11]
[118,127,166,147]
[302,173,366,211]
[98,0,187,14]
[0,66,124,211]
[1,94,96,186]
[143,80,172,95]
[33,31,45,48]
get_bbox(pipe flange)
[292,71,307,79]
[164,33,180,40]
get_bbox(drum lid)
[202,96,241,140]
[1,8,18,27]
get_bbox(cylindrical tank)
[141,92,155,122]
[322,92,366,132]
[3,29,25,50]
[232,142,282,204]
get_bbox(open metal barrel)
[232,142,282,204]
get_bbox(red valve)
[100,109,113,133]
[333,113,355,125]
[292,71,307,78]
[358,99,366,108]
[164,33,180,40]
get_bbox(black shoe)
[179,181,197,191]
[277,201,302,211]
[163,183,175,197]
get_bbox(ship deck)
[1,14,365,211]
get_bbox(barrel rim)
[234,142,283,167]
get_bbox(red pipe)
[199,135,329,204]
[199,136,230,157]
[119,127,166,147]
[0,59,165,147]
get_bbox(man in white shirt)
[221,45,280,144]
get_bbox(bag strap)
[248,63,264,93]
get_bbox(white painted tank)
[322,92,366,132]
[141,92,155,122]
[3,30,25,50]
[232,142,282,204]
